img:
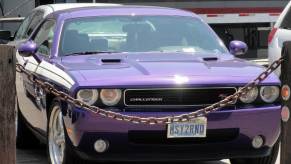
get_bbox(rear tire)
[230,140,280,164]
[47,99,86,164]
[16,99,40,149]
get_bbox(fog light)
[252,135,264,149]
[282,106,290,122]
[94,139,109,153]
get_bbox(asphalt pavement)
[16,147,229,164]
[16,147,281,164]
[17,147,282,164]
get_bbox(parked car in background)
[268,0,291,76]
[15,4,281,164]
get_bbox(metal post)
[280,41,291,164]
[0,45,16,164]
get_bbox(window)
[281,9,291,29]
[25,11,44,38]
[15,12,34,40]
[33,20,56,56]
[60,16,227,55]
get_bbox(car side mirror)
[229,40,248,56]
[18,41,42,63]
[0,30,11,43]
[18,41,37,57]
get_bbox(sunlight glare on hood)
[174,75,189,84]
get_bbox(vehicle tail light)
[268,28,278,44]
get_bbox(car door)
[16,19,56,134]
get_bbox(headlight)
[100,89,122,106]
[239,87,258,103]
[260,86,279,103]
[77,89,98,105]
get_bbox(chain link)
[16,57,283,125]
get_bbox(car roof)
[51,5,197,20]
[47,3,121,11]
[34,3,122,16]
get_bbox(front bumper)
[63,105,281,161]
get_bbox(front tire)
[47,99,84,164]
[230,140,280,164]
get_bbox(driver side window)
[32,20,56,57]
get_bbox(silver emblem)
[130,97,163,102]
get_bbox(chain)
[15,57,283,125]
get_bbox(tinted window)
[60,16,227,55]
[281,9,291,29]
[33,20,55,56]
[25,11,44,38]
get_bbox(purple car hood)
[59,53,279,87]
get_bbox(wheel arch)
[45,93,68,118]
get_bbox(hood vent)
[101,59,121,63]
[202,57,218,61]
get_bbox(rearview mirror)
[0,30,11,43]
[18,41,37,57]
[229,40,248,56]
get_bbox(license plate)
[167,117,207,138]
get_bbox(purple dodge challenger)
[15,4,281,164]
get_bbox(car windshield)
[60,16,227,56]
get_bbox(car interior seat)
[89,38,109,52]
[122,23,155,52]
[62,30,90,55]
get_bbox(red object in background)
[268,28,278,44]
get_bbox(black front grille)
[124,88,236,106]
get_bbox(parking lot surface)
[16,147,280,164]
[17,147,281,164]
[16,147,229,164]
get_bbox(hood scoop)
[101,58,122,64]
[202,57,218,61]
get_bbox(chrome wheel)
[49,105,65,164]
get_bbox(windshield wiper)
[65,51,120,56]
